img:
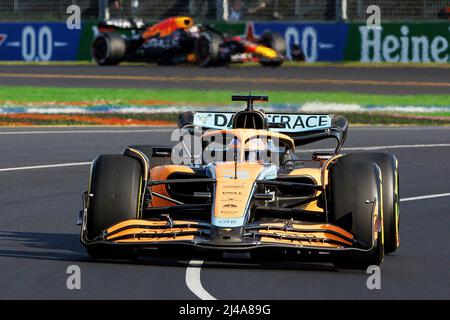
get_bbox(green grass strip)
[1,86,450,107]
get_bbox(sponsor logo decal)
[193,112,332,132]
[359,25,450,63]
[222,191,243,195]
[223,185,245,189]
[223,203,238,208]
[212,217,245,227]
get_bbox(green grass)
[416,112,450,117]
[1,86,450,107]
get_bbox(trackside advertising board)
[344,23,450,63]
[0,21,449,63]
[253,22,348,62]
[0,23,81,61]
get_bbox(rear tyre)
[195,32,223,67]
[329,160,384,269]
[85,154,143,259]
[339,153,400,254]
[92,33,126,66]
[177,111,194,129]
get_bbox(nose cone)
[212,162,264,227]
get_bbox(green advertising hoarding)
[75,21,450,63]
[345,23,450,63]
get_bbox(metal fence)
[0,0,449,22]
[0,0,99,22]
[345,0,450,21]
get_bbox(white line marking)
[298,143,450,153]
[344,144,450,151]
[0,128,174,135]
[0,143,449,173]
[400,193,450,202]
[0,162,91,172]
[185,260,217,300]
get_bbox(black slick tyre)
[85,154,143,259]
[329,160,384,269]
[339,153,400,254]
[92,32,126,66]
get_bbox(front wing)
[80,217,372,255]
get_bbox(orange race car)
[92,16,286,67]
[78,95,400,269]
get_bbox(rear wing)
[97,19,147,31]
[178,111,348,153]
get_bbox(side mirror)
[152,147,172,158]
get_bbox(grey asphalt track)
[0,126,449,299]
[0,65,449,94]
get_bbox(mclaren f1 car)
[78,95,400,269]
[92,16,286,67]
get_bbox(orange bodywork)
[202,129,295,153]
[99,129,358,249]
[150,165,194,207]
[142,16,193,39]
[104,219,353,248]
[213,162,264,219]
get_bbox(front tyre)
[339,153,400,254]
[329,160,384,269]
[85,154,143,259]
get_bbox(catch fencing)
[0,0,449,22]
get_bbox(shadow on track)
[0,230,340,272]
[0,230,86,262]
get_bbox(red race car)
[92,16,286,67]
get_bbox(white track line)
[298,143,450,153]
[400,193,450,202]
[0,128,174,135]
[0,162,91,172]
[183,192,450,301]
[1,143,450,173]
[185,260,217,300]
[344,144,450,151]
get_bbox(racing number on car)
[21,26,53,61]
